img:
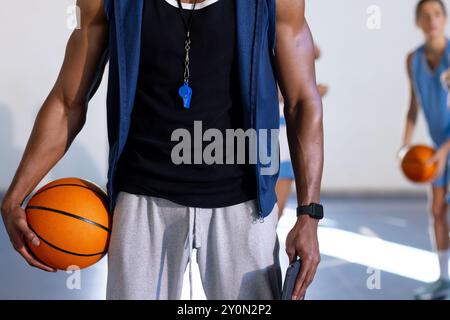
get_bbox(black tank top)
[115,0,256,208]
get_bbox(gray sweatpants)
[106,191,282,300]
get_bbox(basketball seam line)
[29,225,107,257]
[27,205,111,233]
[33,183,109,203]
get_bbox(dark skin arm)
[0,0,108,272]
[275,0,324,300]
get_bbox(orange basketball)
[25,178,111,270]
[401,145,437,183]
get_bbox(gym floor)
[0,194,437,300]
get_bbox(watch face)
[297,204,324,220]
[313,204,324,219]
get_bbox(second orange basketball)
[401,145,437,184]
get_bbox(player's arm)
[0,0,109,272]
[402,53,419,148]
[426,58,450,175]
[275,0,323,300]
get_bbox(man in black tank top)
[1,0,324,301]
[115,0,257,208]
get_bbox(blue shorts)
[433,161,449,187]
[279,161,295,180]
[431,151,450,187]
[433,171,448,187]
[279,114,295,180]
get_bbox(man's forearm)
[274,0,323,207]
[2,95,86,207]
[285,96,324,206]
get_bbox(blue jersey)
[412,41,450,147]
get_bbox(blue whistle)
[178,83,193,109]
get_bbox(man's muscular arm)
[1,0,108,272]
[275,0,324,300]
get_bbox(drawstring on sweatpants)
[187,207,195,300]
[188,247,193,300]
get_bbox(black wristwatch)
[296,203,324,220]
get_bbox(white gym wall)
[0,0,109,192]
[309,0,441,193]
[0,0,446,194]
